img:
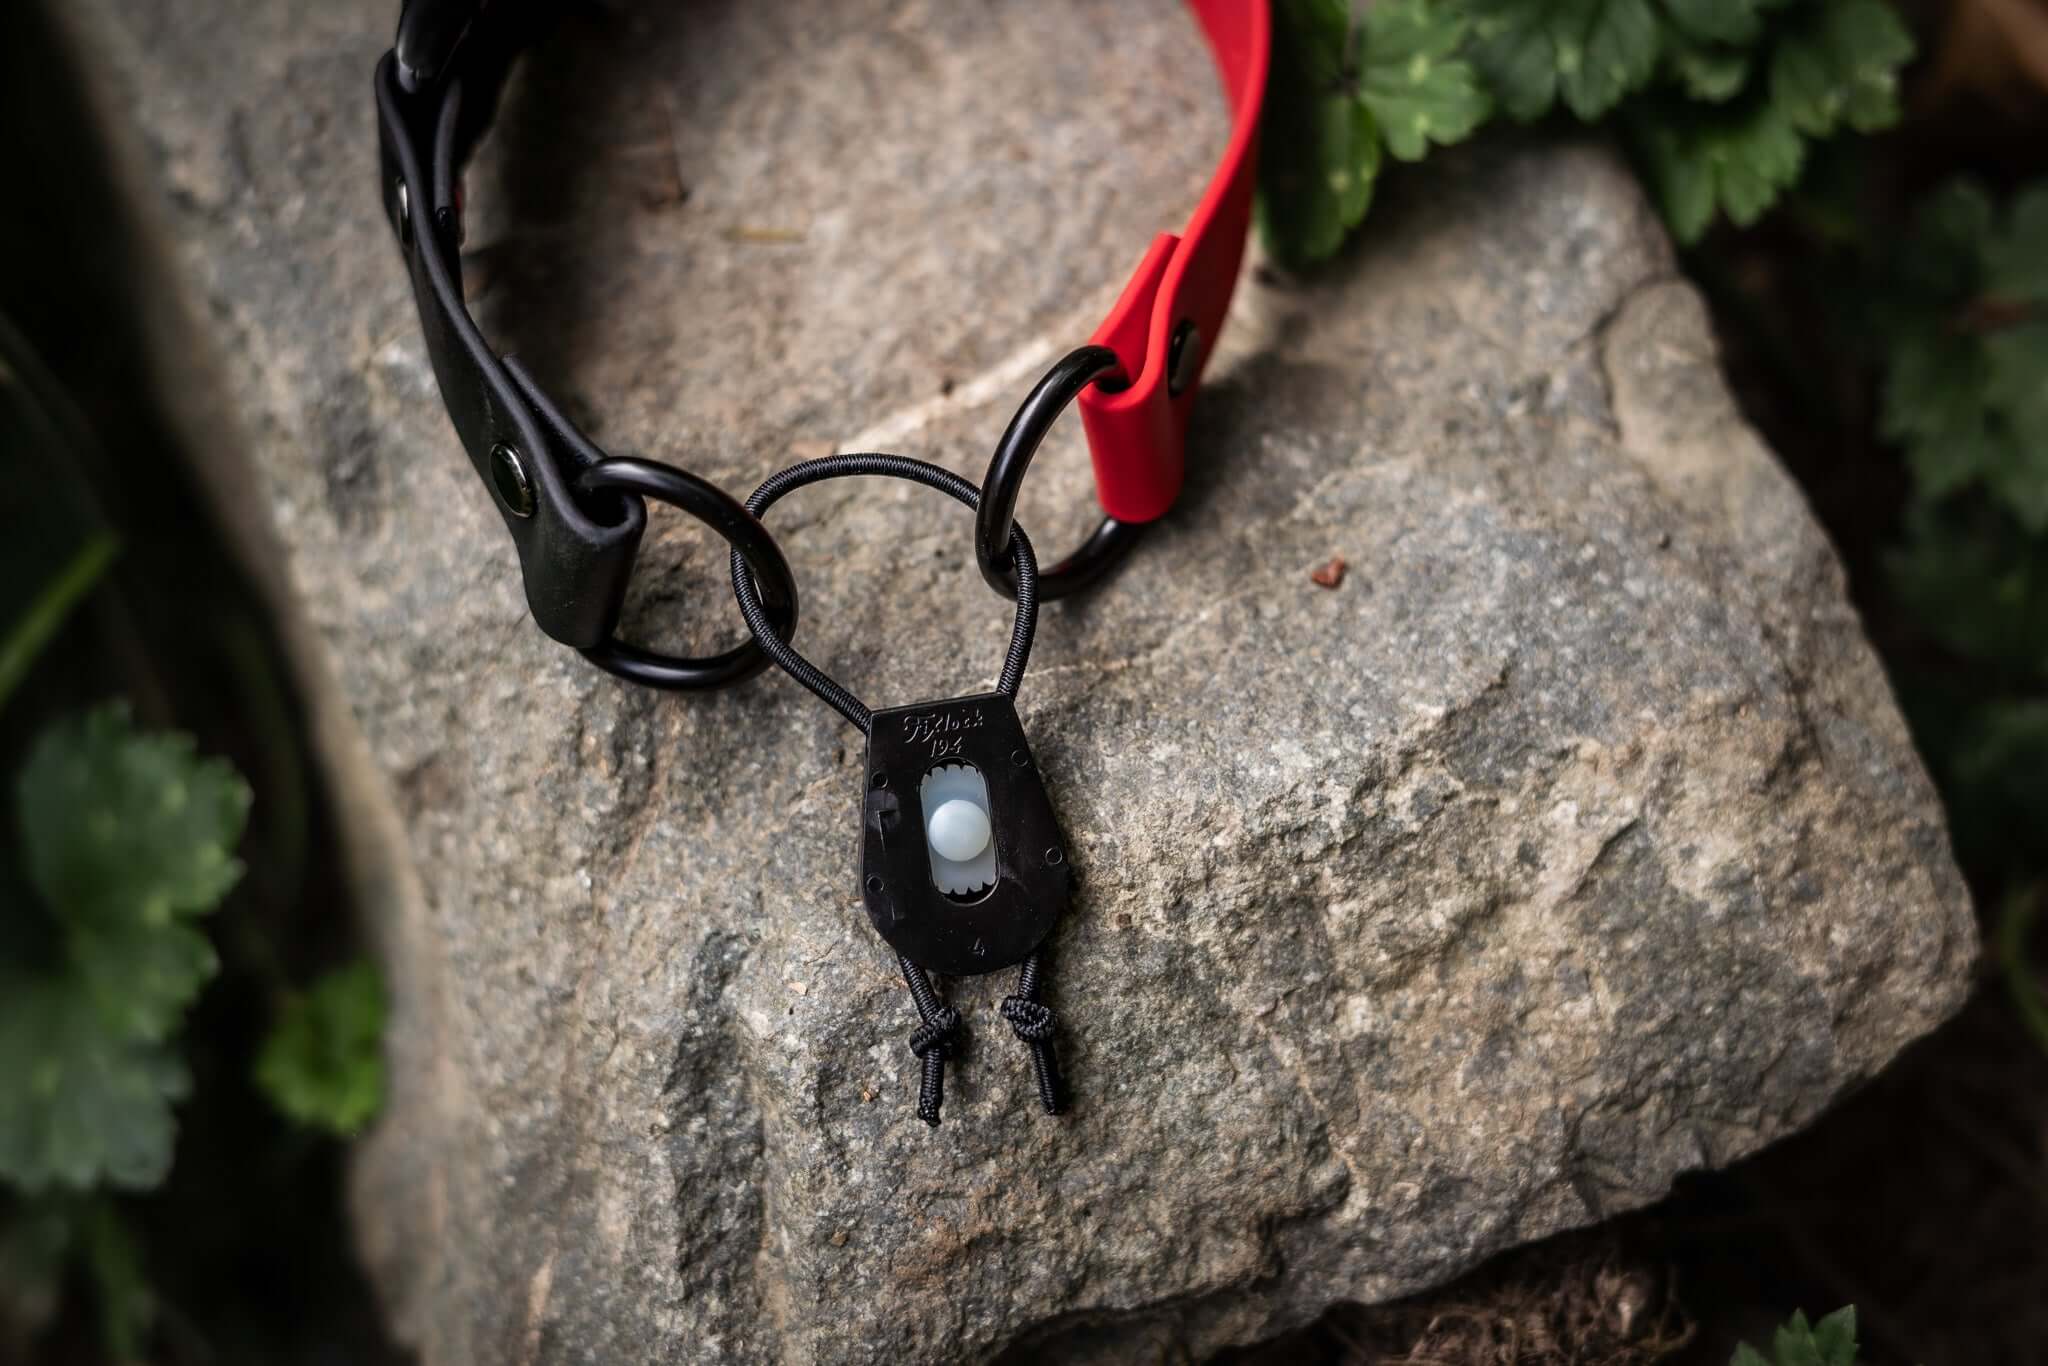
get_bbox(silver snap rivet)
[490,443,535,518]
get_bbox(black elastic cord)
[1002,951,1063,1114]
[899,955,961,1127]
[728,453,1039,734]
[728,453,1054,1126]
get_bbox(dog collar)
[376,0,1268,653]
[375,0,1271,1124]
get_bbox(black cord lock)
[861,693,1068,977]
[729,454,1070,1124]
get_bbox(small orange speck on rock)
[1311,555,1347,589]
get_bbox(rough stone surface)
[70,0,1977,1362]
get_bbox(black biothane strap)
[376,0,645,648]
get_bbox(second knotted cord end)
[1003,952,1064,1115]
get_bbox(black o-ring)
[976,344,1147,601]
[729,454,1038,735]
[574,457,798,690]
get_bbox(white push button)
[919,763,997,897]
[927,798,992,863]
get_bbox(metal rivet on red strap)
[1166,320,1201,397]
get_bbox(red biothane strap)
[1080,0,1269,524]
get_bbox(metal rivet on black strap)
[490,443,535,518]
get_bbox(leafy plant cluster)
[0,703,251,1193]
[1881,180,2048,643]
[1858,176,2048,1047]
[1732,1306,1860,1366]
[1259,0,1915,263]
[0,484,387,1353]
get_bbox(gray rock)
[66,0,1975,1361]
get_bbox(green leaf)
[1633,94,1804,243]
[1465,0,1661,121]
[0,532,117,717]
[17,704,249,932]
[1663,0,1783,46]
[1276,0,1352,84]
[1879,181,2048,529]
[1808,1307,1858,1366]
[255,960,388,1137]
[0,706,247,1194]
[1465,1,1565,119]
[1258,0,1384,265]
[1731,1305,1860,1366]
[1357,0,1493,161]
[69,922,219,1044]
[1768,0,1915,138]
[1668,36,1753,101]
[0,978,190,1193]
[1258,93,1381,265]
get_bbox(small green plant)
[0,703,251,1192]
[255,958,388,1136]
[1258,0,1916,265]
[1731,1305,1860,1365]
[0,522,387,1353]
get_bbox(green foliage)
[1258,0,1490,264]
[1872,178,2048,903]
[1462,0,1666,122]
[255,959,388,1137]
[1632,93,1804,241]
[1358,0,1493,161]
[0,982,192,1193]
[1258,0,1916,263]
[1730,1306,1859,1365]
[1768,0,1913,136]
[0,704,249,1193]
[1877,181,2048,531]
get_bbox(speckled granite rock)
[67,0,1975,1362]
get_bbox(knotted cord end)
[908,1005,962,1059]
[1004,955,1064,1115]
[1000,995,1055,1043]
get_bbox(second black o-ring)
[975,345,1146,601]
[575,457,798,690]
[729,453,1039,734]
